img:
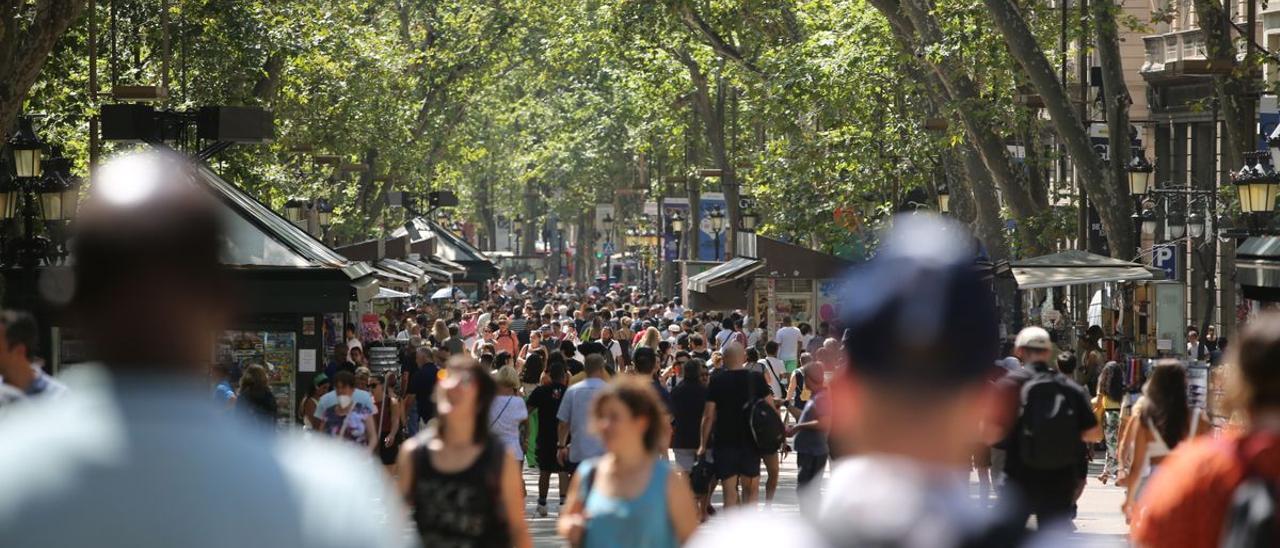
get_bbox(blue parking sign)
[1153,244,1177,281]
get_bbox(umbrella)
[430,286,463,300]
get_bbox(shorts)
[783,359,799,373]
[672,449,699,472]
[713,445,761,480]
[377,433,403,465]
[536,444,565,473]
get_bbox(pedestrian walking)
[397,358,532,548]
[1095,360,1126,484]
[773,316,803,373]
[235,363,277,428]
[299,373,329,430]
[993,326,1101,531]
[321,371,378,452]
[0,310,68,412]
[787,364,829,498]
[557,354,610,471]
[490,365,529,468]
[371,372,404,475]
[697,343,772,508]
[1117,360,1212,521]
[558,377,699,548]
[1130,313,1280,547]
[527,361,570,517]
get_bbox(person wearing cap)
[689,214,1031,548]
[299,373,331,430]
[991,326,1101,531]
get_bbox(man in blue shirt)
[556,354,609,472]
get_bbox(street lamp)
[937,185,951,213]
[1187,211,1206,239]
[1166,210,1186,240]
[9,117,43,179]
[1234,152,1278,214]
[670,211,684,233]
[1127,150,1154,196]
[1140,206,1158,237]
[316,198,333,231]
[709,206,726,260]
[741,208,759,231]
[283,198,307,226]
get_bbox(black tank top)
[410,434,511,548]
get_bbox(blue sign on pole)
[603,241,615,255]
[1153,244,1178,281]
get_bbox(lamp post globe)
[741,209,759,231]
[602,213,614,234]
[1187,211,1206,239]
[1167,211,1186,240]
[1140,208,1158,236]
[709,206,725,233]
[670,211,684,233]
[9,116,44,180]
[1127,152,1154,196]
[937,185,951,213]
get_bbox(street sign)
[1153,244,1178,281]
[602,241,615,255]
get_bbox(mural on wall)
[817,279,844,328]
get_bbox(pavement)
[520,452,1130,547]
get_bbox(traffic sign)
[602,241,615,255]
[1153,244,1177,281]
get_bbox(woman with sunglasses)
[369,372,403,475]
[397,357,531,548]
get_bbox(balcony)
[1142,28,1243,82]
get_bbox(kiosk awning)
[1002,250,1157,289]
[1236,236,1280,300]
[687,257,764,293]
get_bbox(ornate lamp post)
[709,206,726,260]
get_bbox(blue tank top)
[579,456,678,548]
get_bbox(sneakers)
[536,504,548,517]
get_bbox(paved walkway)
[522,453,1130,547]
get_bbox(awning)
[351,276,379,303]
[1003,250,1156,289]
[687,257,764,293]
[430,286,466,300]
[1236,236,1280,300]
[373,287,412,300]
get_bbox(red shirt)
[1131,431,1280,547]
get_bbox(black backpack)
[1220,439,1279,548]
[1101,362,1126,402]
[1017,369,1082,470]
[743,371,785,454]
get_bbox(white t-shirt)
[775,326,803,360]
[752,357,788,398]
[488,395,528,461]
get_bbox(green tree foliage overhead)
[22,0,1103,256]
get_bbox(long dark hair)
[1142,360,1191,447]
[436,357,497,445]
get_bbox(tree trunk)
[0,1,88,139]
[983,0,1136,258]
[1092,0,1134,255]
[887,0,1042,222]
[675,48,737,260]
[960,143,1011,262]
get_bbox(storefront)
[685,233,852,333]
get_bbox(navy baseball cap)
[839,214,998,387]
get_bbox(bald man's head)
[723,343,746,369]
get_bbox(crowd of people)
[0,152,1278,548]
